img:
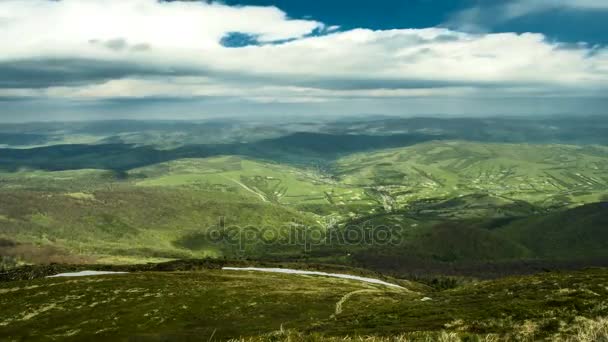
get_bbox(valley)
[1,117,608,340]
[2,130,608,267]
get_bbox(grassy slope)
[0,267,607,341]
[336,141,608,209]
[0,187,318,262]
[497,202,608,259]
[342,201,608,267]
[323,268,608,339]
[130,156,370,208]
[0,269,413,341]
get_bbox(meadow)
[1,264,607,341]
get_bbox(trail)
[334,289,380,315]
[222,176,268,202]
[222,267,404,289]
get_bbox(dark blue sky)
[222,0,465,30]
[220,0,608,44]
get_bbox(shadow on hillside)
[0,132,442,172]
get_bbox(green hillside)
[0,187,319,264]
[1,265,607,341]
[336,141,608,210]
[497,202,608,259]
[2,141,608,266]
[339,201,608,266]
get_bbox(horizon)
[1,112,607,125]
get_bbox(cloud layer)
[446,0,608,32]
[0,0,607,117]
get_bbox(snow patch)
[222,267,404,289]
[46,271,128,278]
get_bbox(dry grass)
[227,317,608,342]
[555,317,608,342]
[0,241,94,269]
[228,330,499,342]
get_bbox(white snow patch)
[222,267,404,289]
[46,271,128,278]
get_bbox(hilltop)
[1,263,607,341]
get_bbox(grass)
[0,268,412,341]
[229,322,608,342]
[1,265,607,341]
[0,186,320,261]
[320,268,608,339]
[131,156,373,210]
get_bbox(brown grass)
[0,239,95,269]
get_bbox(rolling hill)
[336,141,608,210]
[1,139,608,267]
[497,202,608,259]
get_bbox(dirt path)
[334,289,380,315]
[222,176,269,202]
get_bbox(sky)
[0,0,607,122]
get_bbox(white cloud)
[503,0,608,20]
[0,0,321,59]
[0,0,607,108]
[446,0,608,32]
